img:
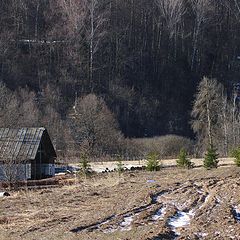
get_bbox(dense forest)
[1,0,240,158]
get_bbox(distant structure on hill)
[0,127,56,181]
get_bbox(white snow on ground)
[197,189,204,194]
[168,210,195,236]
[152,206,167,221]
[120,216,134,231]
[91,164,141,173]
[168,210,194,228]
[98,219,111,230]
[199,195,210,210]
[196,232,208,238]
[215,196,222,204]
[102,213,138,233]
[102,185,214,236]
[233,206,240,222]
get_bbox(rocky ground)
[0,166,240,240]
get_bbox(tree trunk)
[90,0,94,92]
[206,100,213,146]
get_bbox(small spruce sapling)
[146,152,160,171]
[204,145,219,169]
[116,155,124,176]
[231,147,240,167]
[176,148,193,169]
[79,152,91,179]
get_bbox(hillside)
[1,0,240,141]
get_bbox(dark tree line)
[1,0,240,153]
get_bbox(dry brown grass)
[1,166,240,239]
[87,157,235,173]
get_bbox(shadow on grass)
[70,215,115,233]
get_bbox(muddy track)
[70,181,211,236]
[70,178,240,239]
[70,191,165,233]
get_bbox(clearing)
[1,166,240,239]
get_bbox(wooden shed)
[0,127,56,181]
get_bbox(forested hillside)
[1,0,240,158]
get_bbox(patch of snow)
[152,206,167,221]
[197,189,204,194]
[102,227,117,233]
[92,164,142,173]
[233,206,240,222]
[199,194,210,210]
[103,214,136,233]
[215,196,222,204]
[120,215,133,229]
[97,219,111,230]
[196,232,208,238]
[168,210,194,233]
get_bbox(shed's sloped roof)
[0,128,45,161]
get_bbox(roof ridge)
[0,127,46,129]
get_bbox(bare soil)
[1,166,240,240]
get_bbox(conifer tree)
[176,148,193,169]
[116,155,124,176]
[231,147,240,167]
[146,152,160,171]
[79,152,91,179]
[204,145,219,169]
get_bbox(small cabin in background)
[0,128,56,181]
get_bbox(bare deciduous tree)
[58,0,108,91]
[155,0,185,39]
[155,0,186,60]
[220,0,240,21]
[16,87,40,126]
[70,94,123,156]
[219,93,230,156]
[0,82,40,128]
[189,0,213,70]
[58,0,87,33]
[0,82,19,127]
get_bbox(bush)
[133,135,194,159]
[176,148,193,169]
[146,152,161,171]
[231,147,240,167]
[204,145,219,169]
